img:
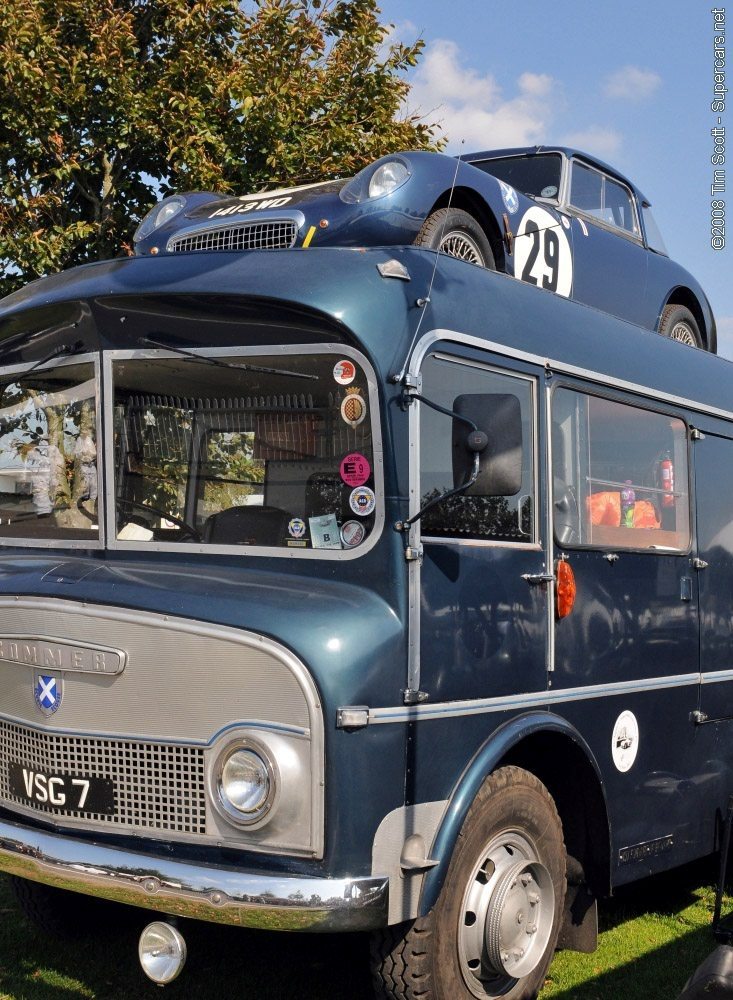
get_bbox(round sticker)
[498,179,519,215]
[340,520,366,548]
[333,359,356,385]
[288,517,306,539]
[349,486,375,517]
[341,389,367,428]
[541,185,559,199]
[340,452,371,488]
[611,711,639,773]
[513,205,573,298]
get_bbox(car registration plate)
[8,762,115,815]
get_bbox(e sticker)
[340,452,371,488]
[333,359,356,385]
[349,486,375,517]
[340,520,366,548]
[341,388,366,428]
[308,513,342,549]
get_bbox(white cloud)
[716,316,733,360]
[562,126,623,159]
[407,39,558,151]
[603,66,662,102]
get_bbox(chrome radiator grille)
[0,720,207,835]
[169,221,298,253]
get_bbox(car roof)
[462,145,651,206]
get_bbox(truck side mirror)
[452,393,523,496]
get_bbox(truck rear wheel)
[371,766,566,1000]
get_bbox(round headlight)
[134,195,187,243]
[368,160,410,199]
[218,745,274,824]
[139,922,187,984]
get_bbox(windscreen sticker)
[340,520,366,548]
[514,205,573,298]
[612,711,639,773]
[288,517,307,539]
[349,486,376,517]
[499,180,519,215]
[333,360,356,385]
[308,513,342,549]
[340,453,371,488]
[341,389,367,428]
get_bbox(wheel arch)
[419,712,611,917]
[659,287,709,350]
[427,187,507,272]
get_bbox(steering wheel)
[117,497,201,541]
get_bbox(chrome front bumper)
[0,817,388,932]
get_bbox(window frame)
[568,159,642,243]
[417,350,541,549]
[103,343,384,561]
[0,351,104,551]
[550,382,692,555]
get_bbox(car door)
[565,159,649,328]
[416,348,550,704]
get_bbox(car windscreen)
[0,359,99,544]
[469,153,563,200]
[112,351,377,553]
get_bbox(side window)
[570,162,639,236]
[552,388,690,551]
[419,354,536,543]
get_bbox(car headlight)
[216,742,276,825]
[340,157,411,204]
[134,195,187,243]
[368,161,410,199]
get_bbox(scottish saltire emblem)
[34,672,62,716]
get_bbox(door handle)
[522,573,556,585]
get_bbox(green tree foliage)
[0,0,439,296]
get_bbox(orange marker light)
[556,560,576,619]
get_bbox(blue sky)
[379,0,733,355]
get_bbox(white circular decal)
[499,180,519,215]
[349,486,375,517]
[514,205,573,298]
[612,711,639,773]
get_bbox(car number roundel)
[514,206,573,298]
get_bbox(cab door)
[416,349,550,703]
[694,429,733,721]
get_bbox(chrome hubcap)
[458,832,554,997]
[439,229,484,265]
[669,321,697,346]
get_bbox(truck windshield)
[0,359,99,543]
[112,350,377,552]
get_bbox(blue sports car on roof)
[134,145,717,352]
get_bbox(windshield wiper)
[141,336,319,381]
[0,340,84,405]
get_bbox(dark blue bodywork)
[0,246,732,925]
[133,146,717,351]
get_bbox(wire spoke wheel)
[439,229,486,265]
[669,321,698,346]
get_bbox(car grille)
[169,220,298,253]
[0,719,207,835]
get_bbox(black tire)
[10,876,127,938]
[414,208,495,269]
[658,304,703,349]
[371,766,566,1000]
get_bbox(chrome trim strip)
[0,817,388,932]
[407,330,733,426]
[103,343,385,561]
[365,672,701,724]
[701,670,733,684]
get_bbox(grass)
[0,859,726,999]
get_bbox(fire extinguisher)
[660,453,674,507]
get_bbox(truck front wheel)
[371,766,566,1000]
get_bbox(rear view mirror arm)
[395,394,487,534]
